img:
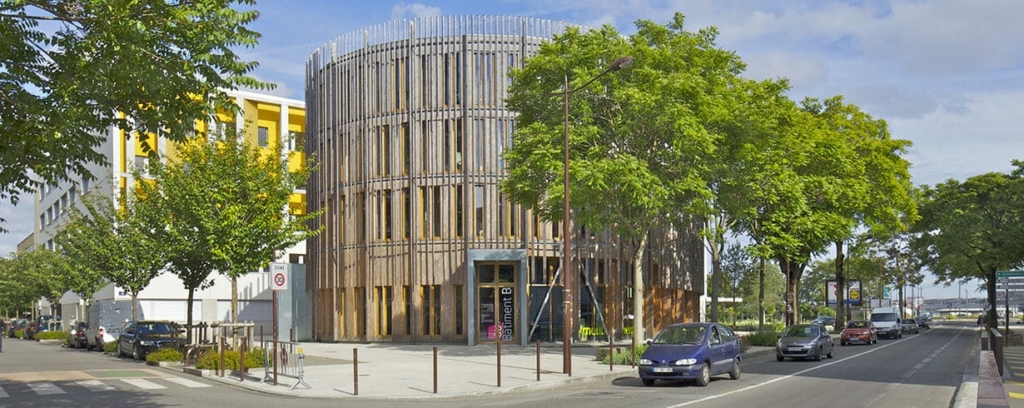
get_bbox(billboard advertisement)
[826,280,862,307]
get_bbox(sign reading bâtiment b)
[270,262,289,291]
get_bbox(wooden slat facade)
[305,15,705,345]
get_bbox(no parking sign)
[271,263,289,291]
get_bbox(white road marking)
[163,377,211,388]
[77,380,116,392]
[28,382,64,395]
[0,386,8,398]
[121,378,166,390]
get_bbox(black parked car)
[117,321,186,361]
[67,322,89,349]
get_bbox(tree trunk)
[710,242,722,322]
[631,233,648,356]
[758,257,765,331]
[231,276,239,348]
[131,293,138,321]
[186,287,196,345]
[835,241,846,330]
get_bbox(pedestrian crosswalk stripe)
[28,382,64,395]
[163,377,211,388]
[121,379,166,390]
[77,380,116,392]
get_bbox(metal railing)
[259,340,310,390]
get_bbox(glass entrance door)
[478,263,516,343]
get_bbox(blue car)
[637,322,742,387]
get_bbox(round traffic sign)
[849,289,860,300]
[274,273,286,287]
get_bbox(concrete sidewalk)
[181,342,774,400]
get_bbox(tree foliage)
[54,188,166,320]
[911,163,1024,326]
[503,12,746,346]
[135,132,320,341]
[0,0,268,229]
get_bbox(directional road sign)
[996,270,1024,278]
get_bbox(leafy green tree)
[0,248,68,316]
[54,189,166,320]
[800,96,917,329]
[719,243,753,326]
[0,0,268,229]
[738,260,784,323]
[503,13,745,350]
[911,164,1024,326]
[136,132,320,342]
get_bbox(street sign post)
[996,270,1024,278]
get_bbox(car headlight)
[638,358,653,365]
[674,358,697,366]
[140,340,155,346]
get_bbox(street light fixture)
[557,56,632,376]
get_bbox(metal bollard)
[433,346,438,394]
[536,340,541,381]
[609,330,614,371]
[239,337,246,382]
[353,348,359,396]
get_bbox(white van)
[870,307,902,339]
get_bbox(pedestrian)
[978,315,985,326]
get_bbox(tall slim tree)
[0,0,269,229]
[503,13,745,350]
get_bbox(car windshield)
[783,325,818,337]
[653,326,705,345]
[846,321,869,329]
[138,323,175,336]
[870,313,896,322]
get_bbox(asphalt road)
[0,321,976,408]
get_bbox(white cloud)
[391,2,442,20]
[0,192,35,256]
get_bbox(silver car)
[900,318,920,334]
[776,324,835,361]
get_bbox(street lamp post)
[558,56,633,376]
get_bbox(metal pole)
[433,346,438,394]
[273,291,278,386]
[497,331,502,387]
[353,348,359,396]
[536,340,541,381]
[240,337,246,382]
[562,73,573,377]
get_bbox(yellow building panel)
[288,151,306,173]
[257,102,282,113]
[289,192,306,215]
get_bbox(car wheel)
[840,341,846,346]
[729,359,741,380]
[695,363,710,387]
[641,378,655,386]
[827,345,834,359]
[815,347,823,361]
[132,346,141,361]
[776,355,784,362]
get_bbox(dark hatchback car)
[117,321,186,360]
[776,323,835,361]
[67,322,89,349]
[637,322,742,387]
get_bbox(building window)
[455,185,464,238]
[420,121,429,174]
[475,119,484,172]
[402,188,410,240]
[383,189,393,241]
[418,187,427,239]
[258,126,269,148]
[338,289,346,339]
[401,122,409,175]
[422,285,441,336]
[403,285,412,336]
[355,287,366,337]
[455,119,464,172]
[375,286,392,337]
[443,121,451,172]
[474,185,484,236]
[432,186,442,238]
[454,284,464,336]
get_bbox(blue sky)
[2,0,1020,300]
